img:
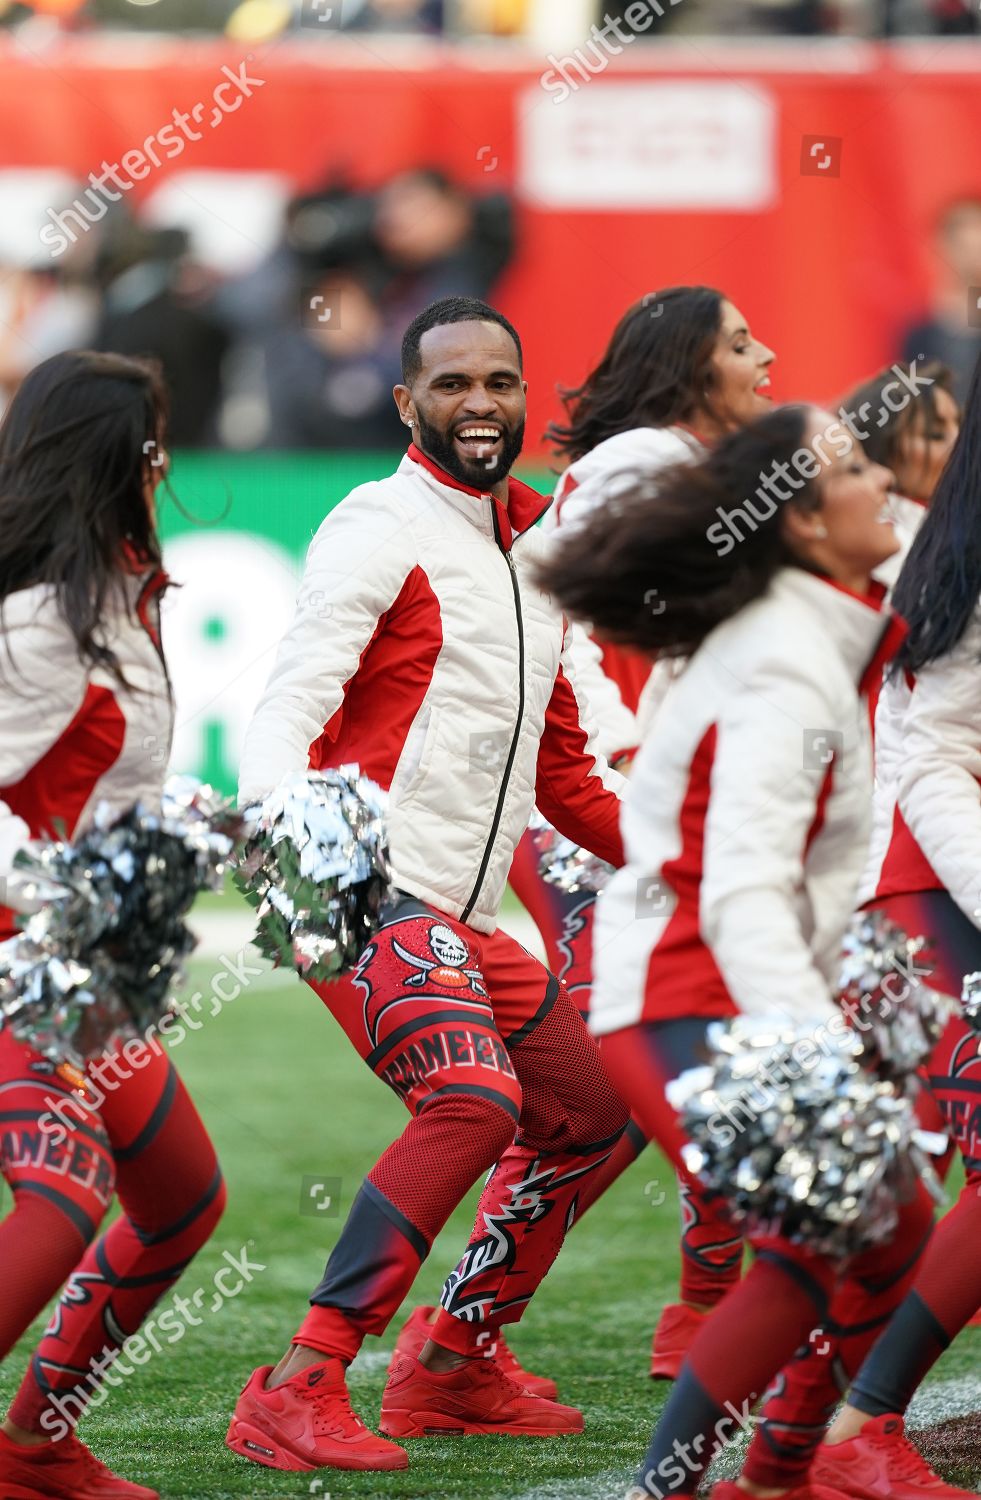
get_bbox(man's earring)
[813,522,828,538]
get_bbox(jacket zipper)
[461,514,525,922]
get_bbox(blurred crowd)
[0,0,977,38]
[607,0,980,35]
[5,172,980,451]
[0,172,515,448]
[1,0,979,451]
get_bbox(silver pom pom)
[0,777,241,1071]
[0,943,129,1084]
[671,1015,942,1259]
[836,911,956,1079]
[528,811,613,896]
[962,972,981,1033]
[235,767,392,981]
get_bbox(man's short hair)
[401,296,523,384]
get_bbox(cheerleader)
[737,362,981,1500]
[0,352,225,1500]
[843,359,959,588]
[540,403,940,1500]
[718,359,964,1500]
[498,288,775,1382]
[512,285,776,942]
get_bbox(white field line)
[188,904,546,961]
[512,1377,981,1500]
[511,1474,626,1500]
[909,1373,981,1429]
[187,905,259,959]
[347,1348,393,1377]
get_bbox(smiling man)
[228,296,629,1474]
[396,311,528,488]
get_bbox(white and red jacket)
[861,495,929,727]
[590,569,904,1035]
[545,424,705,756]
[874,493,928,592]
[861,602,981,927]
[0,571,172,938]
[238,446,625,935]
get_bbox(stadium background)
[2,4,981,1498]
[3,3,981,789]
[7,29,981,792]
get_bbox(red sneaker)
[811,1414,978,1497]
[225,1360,408,1472]
[0,1431,158,1499]
[379,1352,584,1438]
[709,1485,854,1499]
[388,1306,559,1400]
[650,1302,710,1379]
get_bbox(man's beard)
[414,410,526,490]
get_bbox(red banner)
[0,35,978,449]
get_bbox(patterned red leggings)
[0,1029,224,1435]
[509,830,741,1305]
[742,888,981,1488]
[296,893,628,1362]
[599,1013,935,1498]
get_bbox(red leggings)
[0,1029,224,1435]
[742,888,981,1488]
[509,832,741,1305]
[296,892,628,1362]
[508,828,597,1014]
[601,1016,935,1497]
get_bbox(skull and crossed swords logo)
[393,923,488,994]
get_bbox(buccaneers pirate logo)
[392,923,488,995]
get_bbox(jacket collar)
[892,491,928,512]
[770,568,908,697]
[673,422,711,451]
[403,443,551,550]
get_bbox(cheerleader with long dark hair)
[540,404,945,1500]
[730,361,981,1500]
[487,289,775,1385]
[844,359,959,587]
[0,352,225,1500]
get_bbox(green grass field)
[3,922,980,1500]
